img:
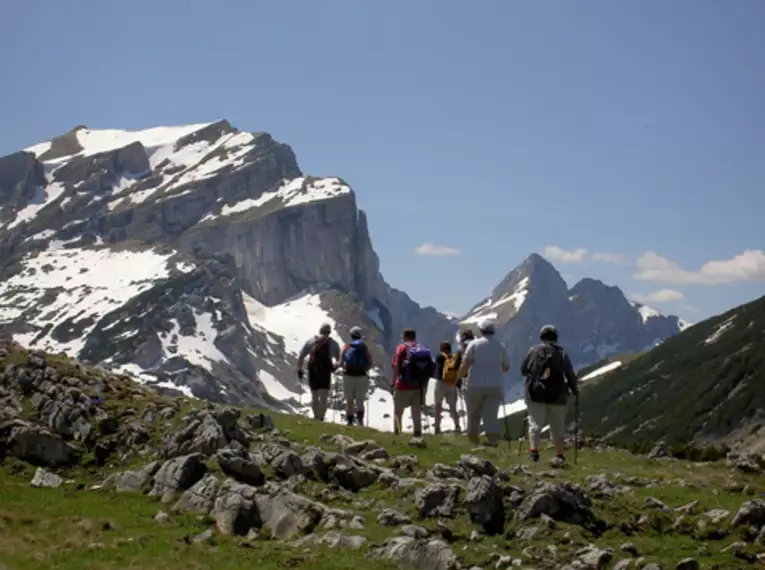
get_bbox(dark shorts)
[308,372,332,391]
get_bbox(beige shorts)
[526,400,567,443]
[434,381,458,408]
[342,375,369,410]
[393,389,422,413]
[464,385,502,435]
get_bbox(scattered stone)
[216,447,265,486]
[174,474,221,514]
[428,463,466,481]
[401,524,430,538]
[516,481,595,526]
[370,536,460,570]
[409,437,427,449]
[620,542,639,556]
[465,475,505,535]
[414,483,461,518]
[575,544,614,569]
[378,508,412,526]
[731,499,765,528]
[726,450,765,474]
[676,557,699,570]
[459,454,497,477]
[154,511,170,524]
[644,496,670,512]
[30,467,63,488]
[210,479,260,536]
[7,425,81,467]
[100,461,161,493]
[148,453,207,503]
[192,529,215,543]
[647,441,670,459]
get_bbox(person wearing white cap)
[457,318,510,445]
[339,326,374,426]
[297,323,341,421]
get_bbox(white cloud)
[631,289,685,304]
[541,245,625,265]
[634,249,765,285]
[414,242,461,256]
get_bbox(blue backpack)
[398,343,434,389]
[343,339,370,376]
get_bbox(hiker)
[457,319,510,446]
[340,326,373,426]
[391,328,434,437]
[297,323,341,421]
[434,340,461,434]
[453,328,475,388]
[520,324,579,463]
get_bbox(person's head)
[350,326,362,340]
[540,324,558,342]
[478,319,496,336]
[402,328,416,342]
[439,341,452,354]
[459,328,475,342]
[319,323,332,337]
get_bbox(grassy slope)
[2,406,765,569]
[504,294,765,454]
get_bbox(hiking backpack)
[441,353,459,386]
[308,336,333,377]
[343,339,370,376]
[398,343,434,389]
[526,343,567,404]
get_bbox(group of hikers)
[296,318,579,463]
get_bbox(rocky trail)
[1,340,764,570]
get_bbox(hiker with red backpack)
[297,323,341,421]
[391,328,435,437]
[434,341,461,434]
[340,326,374,426]
[520,324,579,464]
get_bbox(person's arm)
[297,338,312,370]
[520,347,534,377]
[331,340,341,369]
[562,351,579,396]
[457,342,475,379]
[391,344,403,385]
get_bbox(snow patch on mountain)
[25,123,213,163]
[704,315,736,345]
[5,180,66,230]
[159,311,229,371]
[243,291,343,356]
[462,277,530,326]
[202,177,351,222]
[0,246,189,355]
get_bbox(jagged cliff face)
[0,121,456,419]
[460,254,686,400]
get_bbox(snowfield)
[462,277,530,326]
[0,246,190,355]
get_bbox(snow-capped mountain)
[460,253,686,400]
[0,120,454,422]
[0,120,685,432]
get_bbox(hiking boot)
[356,411,364,425]
[550,454,566,468]
[345,414,355,426]
[529,449,540,463]
[434,426,442,435]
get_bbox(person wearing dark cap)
[297,323,341,421]
[520,324,578,463]
[340,326,374,426]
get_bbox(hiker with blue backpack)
[340,326,374,426]
[391,328,435,437]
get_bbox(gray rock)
[8,425,81,467]
[211,479,261,536]
[401,524,430,538]
[644,496,670,512]
[732,499,765,528]
[332,462,378,491]
[516,481,595,526]
[255,489,325,539]
[459,454,497,477]
[370,536,461,570]
[613,561,633,570]
[393,455,419,473]
[647,441,670,459]
[216,447,264,486]
[30,467,63,488]
[378,508,412,526]
[319,531,367,549]
[427,463,466,481]
[174,474,221,514]
[148,453,207,502]
[414,483,461,518]
[465,475,505,535]
[271,450,304,479]
[676,557,699,570]
[575,544,614,569]
[726,450,765,474]
[100,461,161,493]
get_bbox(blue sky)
[1,0,763,322]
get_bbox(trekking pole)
[574,393,580,465]
[501,396,512,452]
